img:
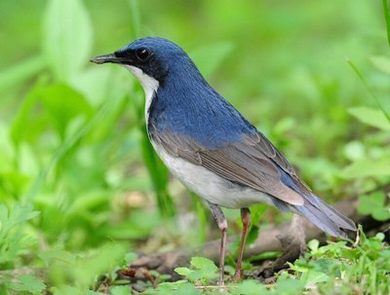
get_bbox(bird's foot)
[217,262,225,286]
[217,271,225,286]
[233,269,242,282]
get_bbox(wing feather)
[153,131,308,206]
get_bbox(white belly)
[151,141,273,209]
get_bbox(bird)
[90,37,356,285]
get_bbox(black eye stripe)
[135,48,151,61]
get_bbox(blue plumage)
[149,83,256,149]
[92,36,356,235]
[120,38,255,148]
[279,167,304,194]
[91,37,356,284]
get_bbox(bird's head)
[90,37,198,88]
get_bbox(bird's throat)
[123,65,159,123]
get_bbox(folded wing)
[152,130,309,206]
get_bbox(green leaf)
[190,256,218,272]
[234,279,268,294]
[274,277,305,295]
[348,107,390,131]
[128,0,141,38]
[0,123,15,171]
[73,243,127,288]
[175,267,193,277]
[110,286,131,295]
[43,0,93,81]
[370,56,390,74]
[343,141,365,162]
[308,239,320,253]
[176,257,219,283]
[45,243,126,288]
[341,155,390,179]
[248,251,281,261]
[347,61,390,123]
[11,82,45,145]
[190,42,234,78]
[0,204,39,265]
[150,281,200,295]
[358,192,390,221]
[0,204,39,229]
[373,208,390,222]
[303,270,329,285]
[51,286,87,295]
[8,275,46,294]
[39,249,76,267]
[70,66,132,106]
[0,55,46,93]
[39,83,93,140]
[124,252,138,265]
[247,224,260,245]
[11,82,93,143]
[383,0,390,48]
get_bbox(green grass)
[140,230,389,294]
[0,0,389,294]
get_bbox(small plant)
[131,230,389,295]
[0,204,45,294]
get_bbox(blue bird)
[91,37,356,284]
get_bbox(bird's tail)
[291,195,356,238]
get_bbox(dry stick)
[131,198,360,274]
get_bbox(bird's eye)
[135,48,151,61]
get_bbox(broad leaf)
[190,42,234,78]
[341,155,390,179]
[8,275,46,294]
[348,107,390,131]
[175,267,193,277]
[0,55,46,92]
[11,83,93,143]
[358,192,390,221]
[190,256,218,272]
[43,0,92,81]
[0,204,39,265]
[370,56,390,74]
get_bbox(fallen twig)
[131,198,361,277]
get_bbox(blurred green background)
[0,0,389,292]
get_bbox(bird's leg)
[208,202,228,286]
[233,207,251,281]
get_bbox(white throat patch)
[123,65,159,122]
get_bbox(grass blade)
[129,0,141,38]
[347,59,390,122]
[0,55,46,94]
[383,0,390,47]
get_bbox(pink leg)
[234,207,251,281]
[208,203,228,285]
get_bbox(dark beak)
[90,53,126,64]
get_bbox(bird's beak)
[90,53,126,64]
